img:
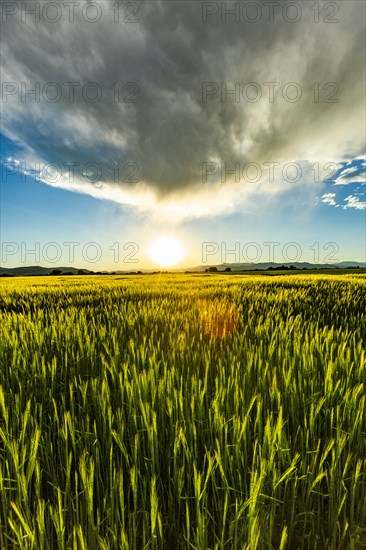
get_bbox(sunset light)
[148,237,186,267]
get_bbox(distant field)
[0,274,365,549]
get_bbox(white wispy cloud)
[321,193,337,206]
[333,162,366,185]
[343,195,366,210]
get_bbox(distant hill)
[0,261,365,276]
[187,261,366,272]
[336,261,366,267]
[0,266,89,276]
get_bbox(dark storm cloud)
[1,0,365,215]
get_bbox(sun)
[148,237,186,267]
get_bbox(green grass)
[0,273,365,549]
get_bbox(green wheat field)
[0,273,365,550]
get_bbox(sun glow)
[148,237,186,267]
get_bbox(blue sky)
[1,133,365,269]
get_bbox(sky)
[1,0,365,270]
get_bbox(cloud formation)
[343,195,366,210]
[333,162,366,185]
[1,0,365,217]
[321,193,337,207]
[320,189,366,211]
